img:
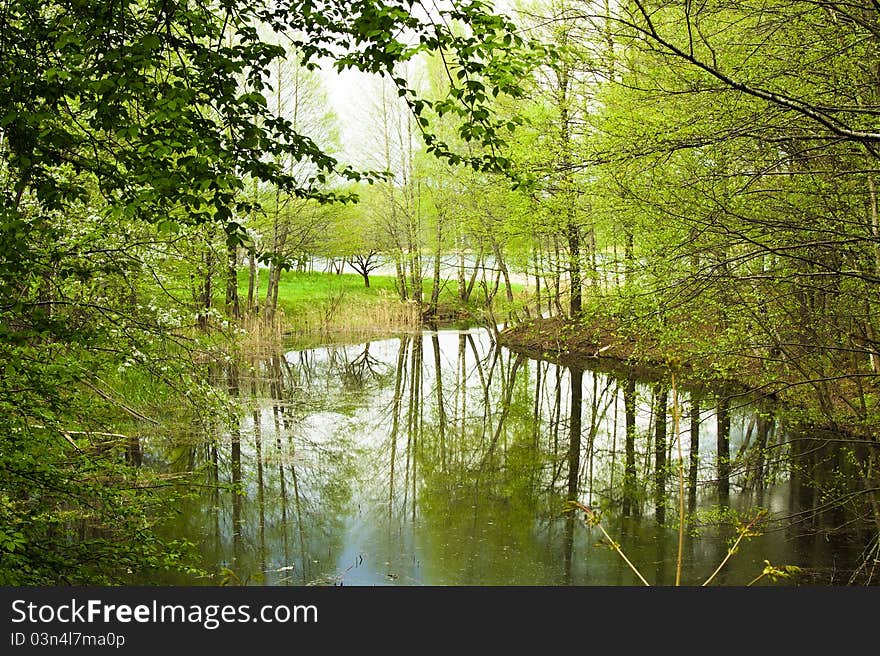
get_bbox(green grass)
[238,269,399,316]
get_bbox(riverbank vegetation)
[2,0,879,584]
[235,269,529,342]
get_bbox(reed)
[281,291,423,336]
[568,376,784,588]
[566,499,773,586]
[235,313,286,358]
[236,269,528,336]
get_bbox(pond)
[152,328,872,586]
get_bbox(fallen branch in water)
[568,500,774,586]
[566,500,651,586]
[701,509,768,586]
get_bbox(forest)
[1,0,878,586]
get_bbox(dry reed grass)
[236,293,424,353]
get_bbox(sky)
[315,1,523,167]
[319,64,377,166]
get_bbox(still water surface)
[154,328,864,585]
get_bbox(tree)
[325,184,388,288]
[250,41,342,318]
[515,0,880,557]
[0,0,540,583]
[585,0,880,423]
[498,0,608,318]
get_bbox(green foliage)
[499,0,880,439]
[5,0,876,586]
[752,561,803,586]
[0,0,540,585]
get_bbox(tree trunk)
[717,396,731,505]
[624,229,634,288]
[430,213,443,316]
[623,376,639,517]
[409,246,422,305]
[464,244,483,304]
[490,235,514,303]
[688,397,700,513]
[458,230,468,303]
[226,242,240,320]
[265,264,278,319]
[568,220,582,317]
[198,243,214,330]
[395,256,408,301]
[654,385,668,524]
[533,242,542,316]
[431,332,447,472]
[567,368,583,502]
[247,246,258,315]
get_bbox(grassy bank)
[499,310,879,437]
[236,269,530,343]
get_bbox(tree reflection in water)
[152,329,876,586]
